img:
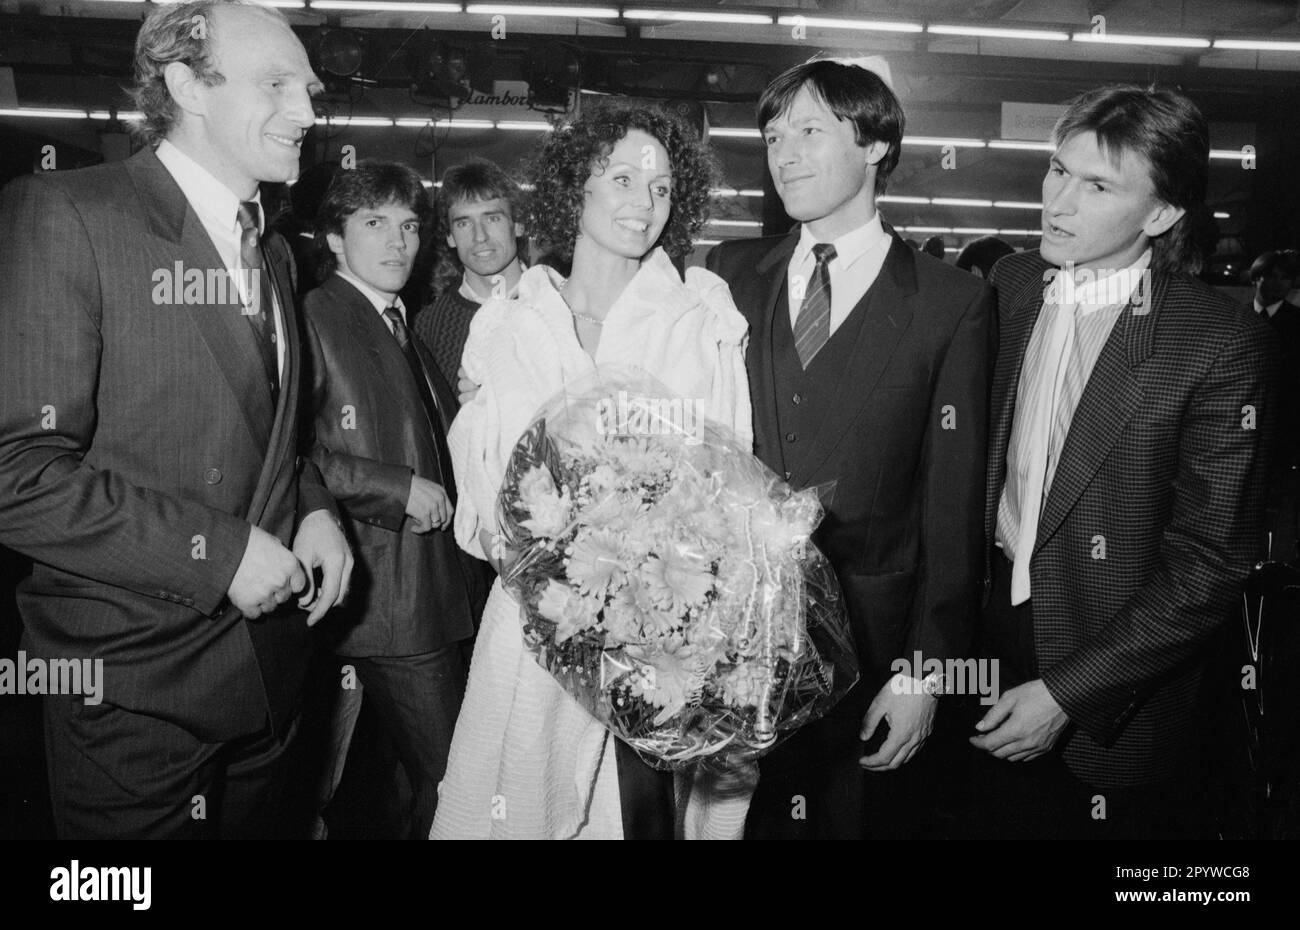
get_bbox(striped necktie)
[383,306,453,499]
[235,201,279,403]
[792,242,837,368]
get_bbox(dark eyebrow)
[1051,154,1124,186]
[451,209,505,221]
[765,113,824,133]
[261,67,325,95]
[605,160,673,176]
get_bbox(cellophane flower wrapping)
[496,367,859,771]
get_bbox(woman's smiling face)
[577,128,673,261]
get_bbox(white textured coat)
[431,249,755,839]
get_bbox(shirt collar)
[458,261,523,303]
[1255,298,1283,318]
[155,139,261,236]
[1046,248,1152,315]
[793,213,888,272]
[336,270,404,317]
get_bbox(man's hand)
[970,678,1069,762]
[227,525,308,620]
[457,365,480,406]
[292,509,353,626]
[859,674,938,771]
[406,476,453,534]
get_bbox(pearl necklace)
[560,279,605,326]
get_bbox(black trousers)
[742,667,968,840]
[346,646,465,840]
[613,737,676,840]
[969,552,1212,840]
[43,694,295,840]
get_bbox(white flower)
[566,528,628,598]
[640,544,715,613]
[537,579,600,643]
[517,466,572,539]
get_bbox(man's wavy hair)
[1052,84,1210,276]
[757,58,904,197]
[313,160,432,279]
[525,105,717,262]
[131,0,286,145]
[431,158,527,296]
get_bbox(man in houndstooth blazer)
[972,85,1278,838]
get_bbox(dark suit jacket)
[300,274,484,657]
[0,148,335,742]
[709,227,994,838]
[709,228,996,679]
[1262,300,1300,471]
[985,250,1278,788]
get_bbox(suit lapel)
[1033,269,1164,554]
[747,232,799,464]
[127,150,273,453]
[329,275,441,459]
[245,232,302,527]
[413,337,458,429]
[794,232,917,485]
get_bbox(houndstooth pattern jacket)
[984,249,1279,788]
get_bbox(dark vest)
[769,273,873,482]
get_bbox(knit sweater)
[413,285,481,388]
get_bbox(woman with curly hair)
[431,105,755,839]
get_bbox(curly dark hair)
[525,104,717,262]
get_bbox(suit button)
[792,393,802,405]
[784,470,792,480]
[203,467,222,485]
[785,432,797,442]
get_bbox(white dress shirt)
[336,269,406,331]
[1254,298,1283,319]
[155,140,285,377]
[458,261,523,303]
[996,249,1152,602]
[787,213,892,337]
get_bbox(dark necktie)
[383,306,454,501]
[792,242,837,368]
[235,201,279,403]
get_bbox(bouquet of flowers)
[496,367,858,771]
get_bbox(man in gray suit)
[0,0,352,838]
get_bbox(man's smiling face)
[763,83,884,241]
[188,5,321,196]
